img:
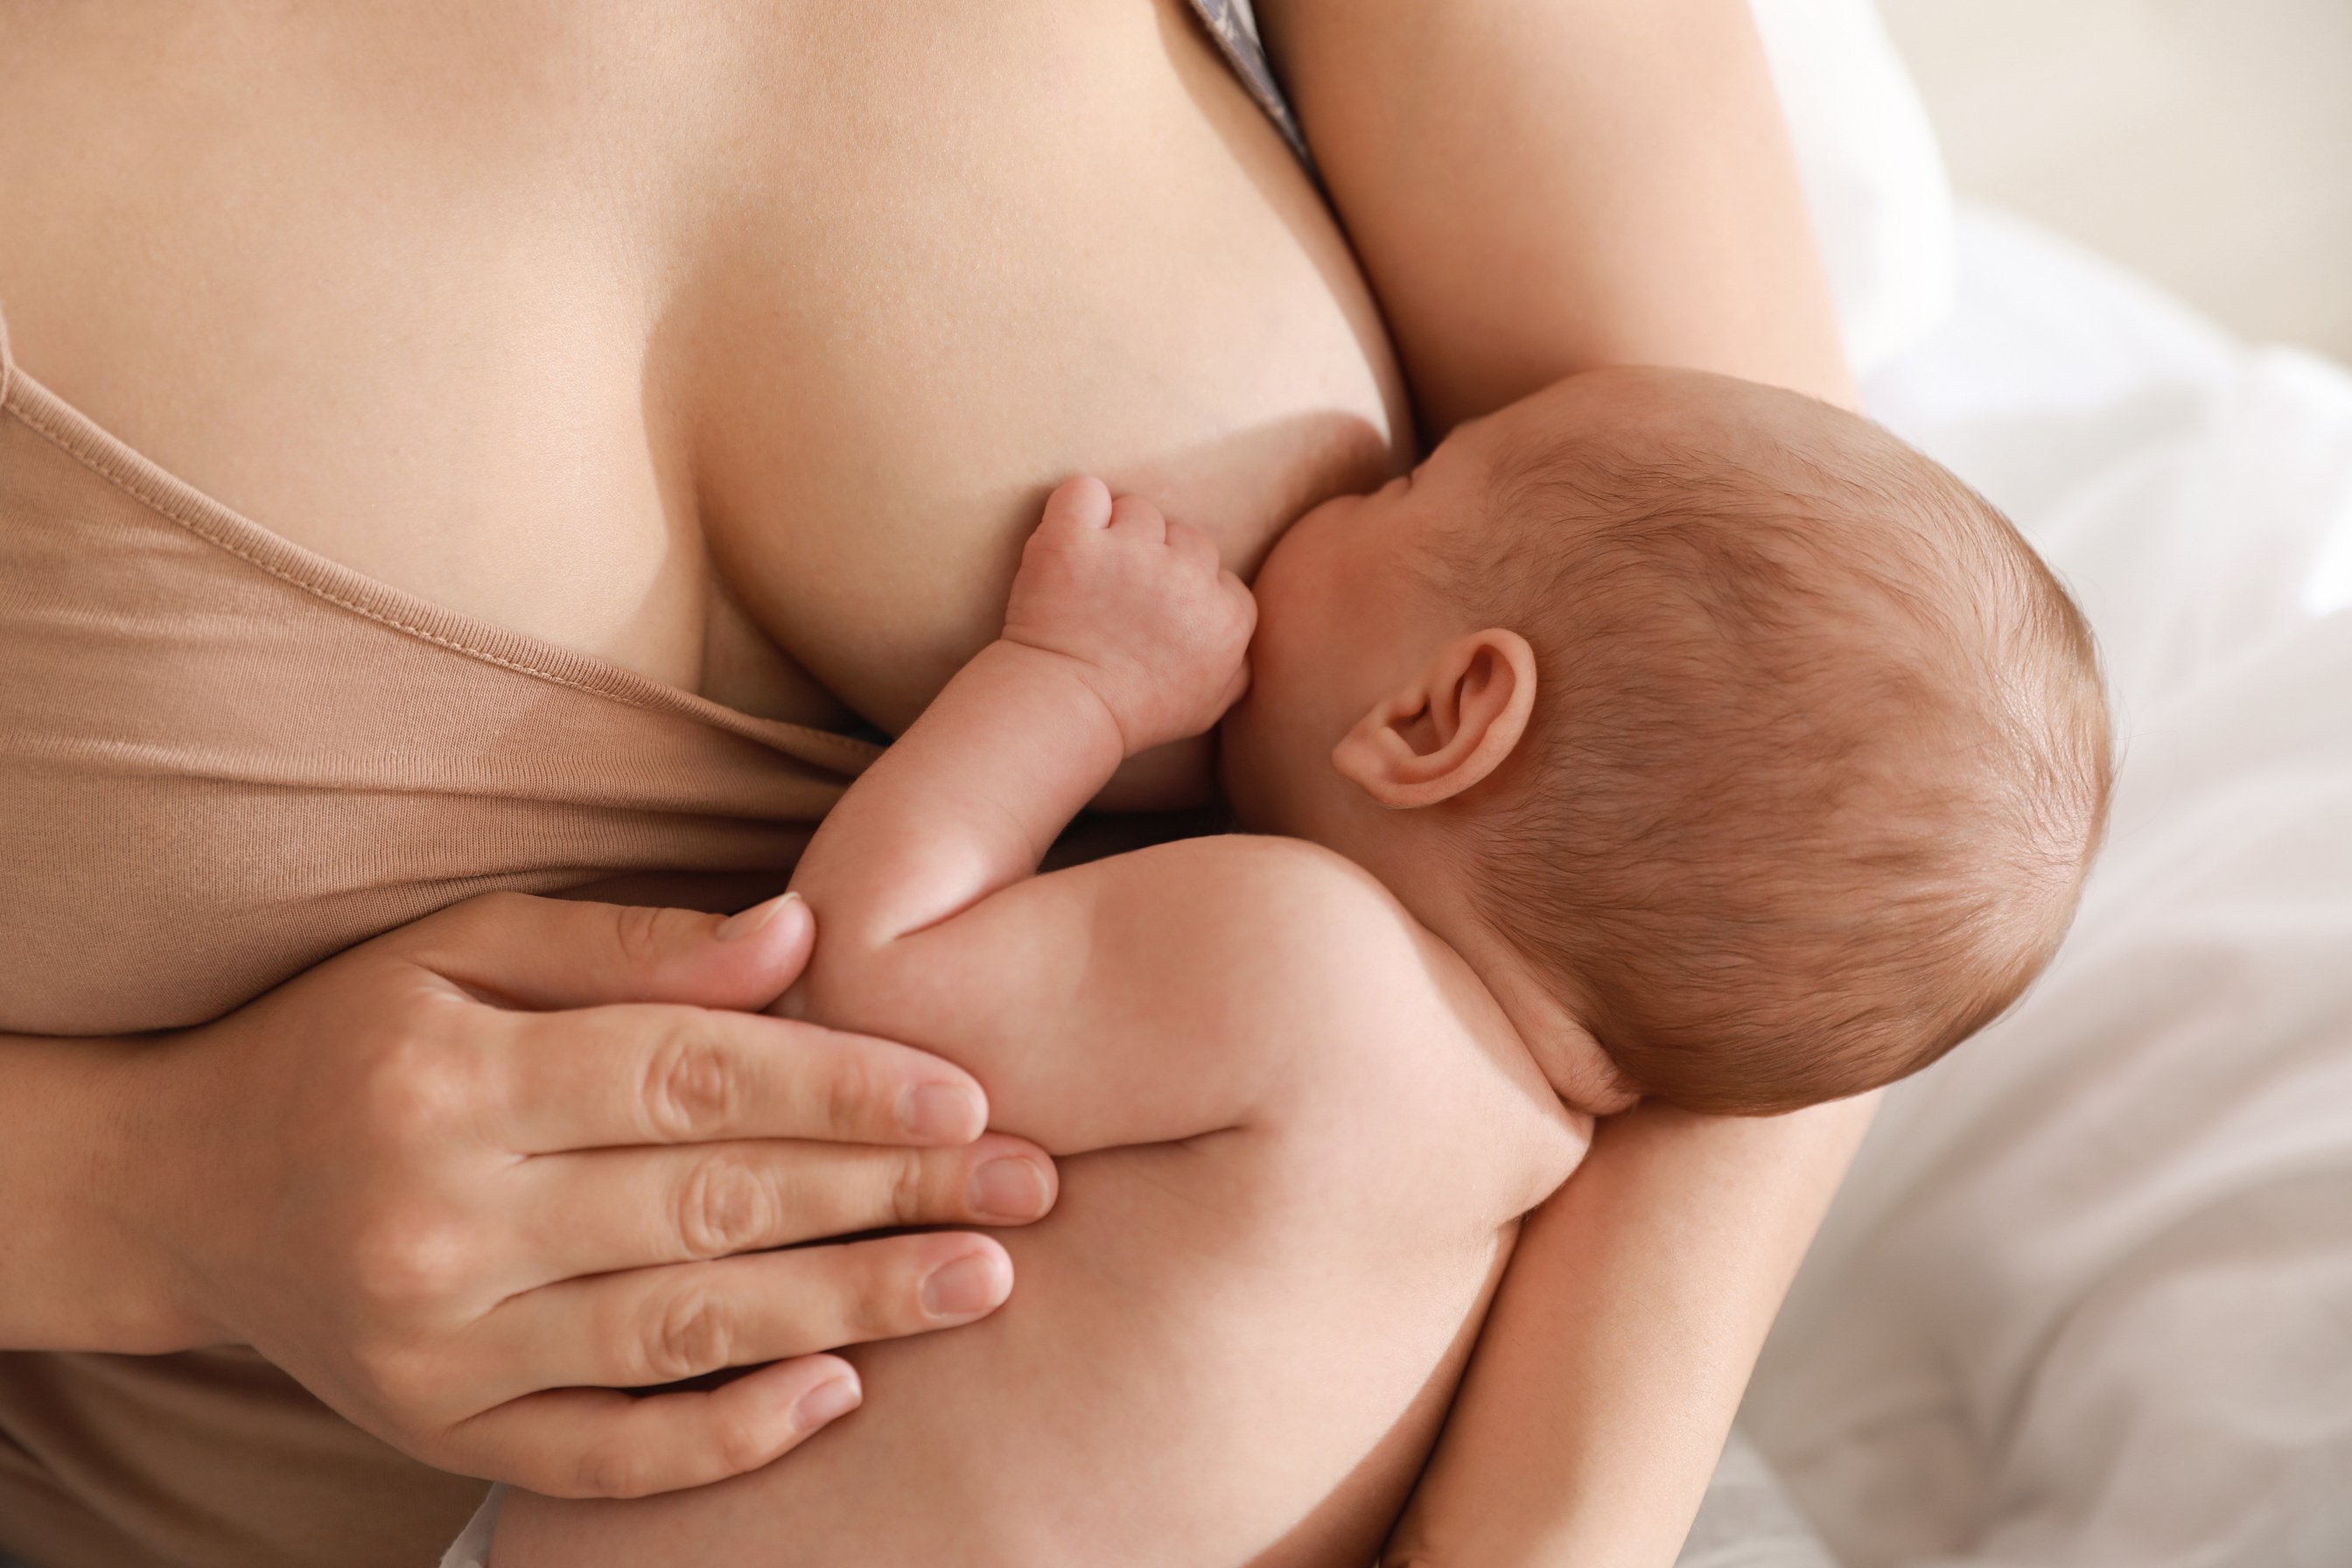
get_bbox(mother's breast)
[673,0,1410,738]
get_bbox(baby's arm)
[498,480,1586,1568]
[781,475,1262,1148]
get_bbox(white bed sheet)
[1734,205,2352,1568]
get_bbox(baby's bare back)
[500,836,1581,1565]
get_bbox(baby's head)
[1221,368,2111,1116]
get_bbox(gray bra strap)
[1185,0,1312,167]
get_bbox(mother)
[0,3,1869,1564]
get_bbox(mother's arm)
[1384,1102,1873,1565]
[1259,0,1855,424]
[1256,3,1867,1561]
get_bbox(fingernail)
[791,1373,861,1434]
[900,1082,984,1143]
[968,1158,1049,1222]
[920,1251,1011,1320]
[717,891,802,942]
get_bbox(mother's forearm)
[1383,1096,1876,1567]
[0,1034,202,1353]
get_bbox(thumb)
[392,888,813,1012]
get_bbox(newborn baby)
[498,368,2110,1566]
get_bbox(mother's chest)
[670,3,1408,733]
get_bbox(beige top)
[0,304,877,1568]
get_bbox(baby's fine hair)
[1442,372,2112,1115]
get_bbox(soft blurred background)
[1875,0,2352,360]
[1700,6,2352,1567]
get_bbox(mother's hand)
[117,889,1056,1498]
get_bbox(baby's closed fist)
[1004,477,1256,755]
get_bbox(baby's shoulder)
[1088,833,1484,1045]
[1090,834,1586,1213]
[1115,830,1384,892]
[1103,833,1423,957]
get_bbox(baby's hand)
[1004,476,1256,756]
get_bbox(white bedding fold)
[1744,209,2352,1568]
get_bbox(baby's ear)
[1331,628,1536,809]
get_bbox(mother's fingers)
[446,1353,864,1499]
[481,1233,1015,1404]
[514,1132,1057,1283]
[491,1004,990,1153]
[401,889,816,1014]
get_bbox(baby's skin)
[497,399,1619,1564]
[499,367,2104,1564]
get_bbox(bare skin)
[500,477,1592,1565]
[0,1,1403,767]
[0,0,1395,1495]
[502,375,1938,1562]
[0,0,1872,1558]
